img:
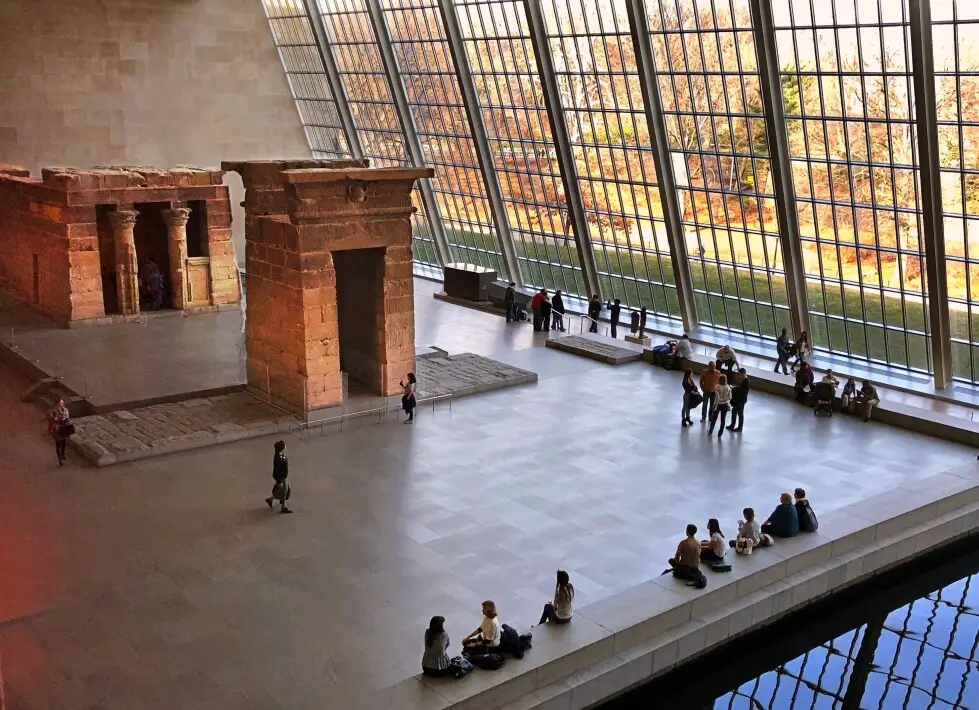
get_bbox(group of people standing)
[507,283,566,333]
[681,354,750,438]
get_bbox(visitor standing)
[265,440,293,513]
[607,298,622,338]
[728,368,749,432]
[504,282,516,323]
[775,328,791,375]
[708,374,732,438]
[551,289,566,331]
[681,369,698,427]
[540,290,552,334]
[588,295,601,332]
[699,361,720,422]
[531,289,545,331]
[48,398,73,466]
[401,373,417,423]
[791,331,812,371]
[538,570,574,625]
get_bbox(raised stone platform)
[545,333,645,365]
[70,351,537,466]
[383,462,979,710]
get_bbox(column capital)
[108,209,139,230]
[162,207,192,228]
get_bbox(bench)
[648,348,979,448]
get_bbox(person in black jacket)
[504,282,516,323]
[265,440,293,513]
[607,298,621,338]
[551,289,566,331]
[540,290,552,333]
[587,295,601,332]
[727,369,749,432]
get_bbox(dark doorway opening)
[334,247,384,392]
[133,202,172,310]
[186,200,208,258]
[96,205,119,315]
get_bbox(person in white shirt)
[539,570,574,625]
[730,507,766,548]
[716,345,738,374]
[699,518,726,562]
[671,334,693,369]
[462,600,501,654]
[821,369,839,389]
[708,374,732,438]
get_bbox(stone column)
[162,207,191,309]
[108,210,140,315]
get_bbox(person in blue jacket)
[761,492,798,538]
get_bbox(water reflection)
[717,574,979,709]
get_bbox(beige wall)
[0,0,311,259]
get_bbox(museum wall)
[0,0,311,261]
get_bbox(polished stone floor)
[0,282,973,709]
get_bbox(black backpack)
[468,652,506,670]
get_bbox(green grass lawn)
[428,225,979,380]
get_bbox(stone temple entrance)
[334,247,385,391]
[224,159,433,415]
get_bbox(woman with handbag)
[680,370,700,427]
[48,398,74,466]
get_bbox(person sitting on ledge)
[730,507,765,548]
[715,344,738,374]
[794,362,814,403]
[856,380,880,423]
[422,616,451,677]
[462,600,501,655]
[672,333,693,370]
[794,488,818,533]
[821,369,839,390]
[761,492,799,539]
[668,524,702,579]
[840,377,857,415]
[539,570,574,625]
[700,518,727,563]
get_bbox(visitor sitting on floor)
[668,524,702,579]
[700,518,727,563]
[715,344,738,373]
[761,493,799,539]
[794,362,814,403]
[539,570,574,625]
[462,600,501,655]
[856,380,880,423]
[794,488,819,533]
[422,616,451,677]
[730,507,765,548]
[840,377,857,415]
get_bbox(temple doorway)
[333,247,385,391]
[95,205,119,315]
[132,202,172,310]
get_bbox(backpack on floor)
[448,656,474,679]
[469,653,506,671]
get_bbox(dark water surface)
[599,538,979,709]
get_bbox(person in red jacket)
[531,289,546,332]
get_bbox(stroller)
[812,381,836,417]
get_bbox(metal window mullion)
[439,0,523,286]
[301,0,364,160]
[625,0,698,333]
[364,0,452,268]
[909,0,953,387]
[523,0,603,301]
[750,0,811,341]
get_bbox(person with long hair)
[791,330,812,371]
[400,372,417,423]
[48,398,73,466]
[422,615,451,677]
[681,369,697,427]
[462,600,501,655]
[700,518,726,562]
[265,440,292,513]
[708,374,732,438]
[538,570,574,625]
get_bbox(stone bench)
[647,349,979,449]
[381,463,979,709]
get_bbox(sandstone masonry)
[0,164,240,322]
[224,160,432,415]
